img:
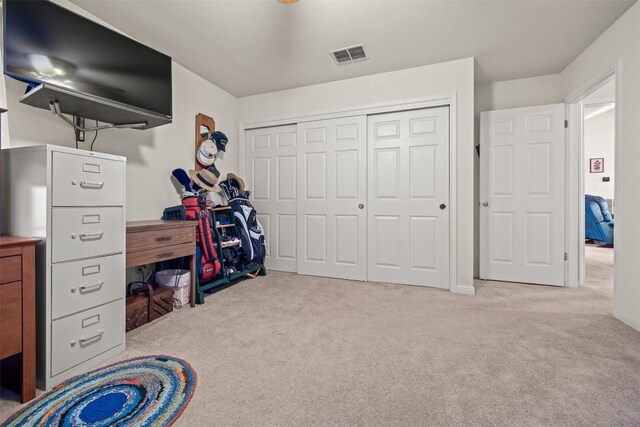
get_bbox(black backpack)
[228,195,266,265]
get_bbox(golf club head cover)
[172,168,193,192]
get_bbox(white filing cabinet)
[1,145,126,390]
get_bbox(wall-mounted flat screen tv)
[3,0,172,119]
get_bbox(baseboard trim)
[614,310,640,333]
[452,283,476,296]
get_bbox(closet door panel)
[246,125,297,272]
[297,116,367,281]
[367,107,450,288]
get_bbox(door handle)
[440,204,446,210]
[358,203,365,210]
[482,202,489,207]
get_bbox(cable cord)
[171,257,184,309]
[90,120,99,151]
[73,120,99,151]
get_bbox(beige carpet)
[3,245,640,426]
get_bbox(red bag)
[200,260,219,283]
[182,196,199,220]
[182,196,221,281]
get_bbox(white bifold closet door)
[245,125,298,272]
[297,116,367,281]
[367,107,450,288]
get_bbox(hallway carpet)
[3,246,638,426]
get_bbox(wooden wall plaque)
[195,113,215,170]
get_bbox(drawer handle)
[79,232,104,241]
[157,252,174,259]
[79,181,104,189]
[155,236,172,242]
[75,281,104,293]
[78,330,104,346]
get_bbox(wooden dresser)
[0,236,41,403]
[126,220,197,307]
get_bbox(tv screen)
[3,0,172,118]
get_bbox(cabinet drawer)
[127,226,195,253]
[52,207,124,263]
[51,300,123,377]
[0,281,22,359]
[0,256,21,284]
[52,152,125,207]
[126,242,195,267]
[51,254,124,320]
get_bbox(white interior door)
[245,125,297,272]
[367,107,450,288]
[480,104,565,285]
[297,116,367,280]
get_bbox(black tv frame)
[3,0,173,129]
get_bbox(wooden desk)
[0,236,41,403]
[126,220,197,307]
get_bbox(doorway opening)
[565,69,621,313]
[582,78,615,299]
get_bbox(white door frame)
[239,93,468,294]
[565,63,620,307]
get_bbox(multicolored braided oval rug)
[2,355,196,427]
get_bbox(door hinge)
[564,252,568,261]
[564,120,568,129]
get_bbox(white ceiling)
[70,0,636,97]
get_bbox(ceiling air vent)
[331,44,368,65]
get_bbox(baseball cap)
[196,140,217,167]
[211,131,228,152]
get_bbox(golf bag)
[182,196,221,283]
[228,195,266,267]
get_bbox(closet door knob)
[440,204,446,210]
[358,203,365,210]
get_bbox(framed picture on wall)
[590,158,604,173]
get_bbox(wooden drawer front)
[52,207,124,263]
[0,256,21,284]
[0,281,22,359]
[51,254,124,320]
[52,152,124,207]
[51,300,123,377]
[127,226,194,253]
[126,242,195,268]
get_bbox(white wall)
[0,8,9,148]
[1,1,239,222]
[473,74,564,276]
[475,74,563,114]
[561,2,640,330]
[239,58,475,291]
[584,108,615,201]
